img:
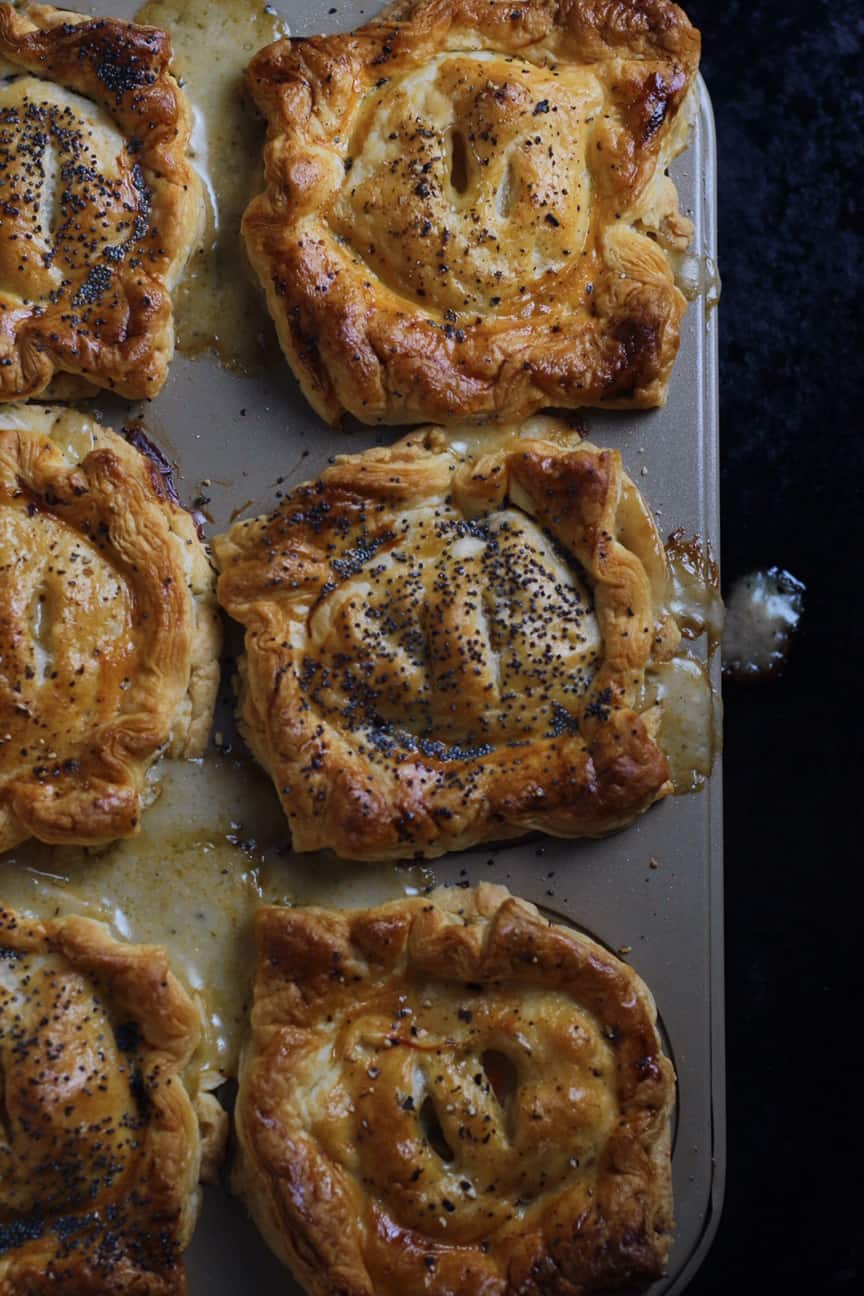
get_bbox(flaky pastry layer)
[215,416,681,861]
[0,2,202,400]
[234,884,675,1296]
[0,906,205,1294]
[0,405,221,852]
[243,0,699,425]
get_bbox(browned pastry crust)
[214,417,681,861]
[234,884,676,1296]
[243,0,699,426]
[0,2,201,401]
[0,405,221,853]
[0,905,204,1294]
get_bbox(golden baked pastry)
[0,2,201,401]
[0,905,213,1293]
[0,404,221,852]
[243,0,699,426]
[234,884,675,1296]
[214,417,681,861]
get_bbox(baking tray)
[2,3,724,1292]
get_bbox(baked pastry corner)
[234,884,675,1296]
[0,1,202,400]
[243,0,699,425]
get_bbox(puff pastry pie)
[0,905,211,1293]
[0,404,220,853]
[234,884,675,1296]
[243,0,699,426]
[0,2,201,401]
[215,417,681,860]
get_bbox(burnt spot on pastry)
[121,425,182,509]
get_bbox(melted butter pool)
[136,0,289,372]
[0,758,432,1083]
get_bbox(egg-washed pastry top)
[243,0,699,426]
[215,416,682,861]
[0,906,205,1294]
[0,2,201,401]
[234,883,675,1296]
[0,404,220,853]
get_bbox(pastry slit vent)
[481,1049,518,1112]
[419,1095,454,1162]
[481,582,504,651]
[30,588,55,686]
[39,133,61,256]
[496,160,516,219]
[476,587,501,693]
[449,128,469,195]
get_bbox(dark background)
[683,1,861,1292]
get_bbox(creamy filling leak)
[135,0,289,371]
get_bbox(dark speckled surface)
[685,1,861,1292]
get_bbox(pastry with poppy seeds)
[242,0,699,426]
[0,905,221,1294]
[0,404,221,853]
[233,883,675,1296]
[0,1,202,400]
[214,416,683,861]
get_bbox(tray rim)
[664,71,726,1295]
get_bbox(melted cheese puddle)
[653,534,723,791]
[445,415,589,456]
[722,567,805,679]
[135,0,289,372]
[645,657,721,794]
[672,251,722,308]
[0,758,433,1084]
[665,530,724,647]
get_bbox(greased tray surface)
[12,3,724,1291]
